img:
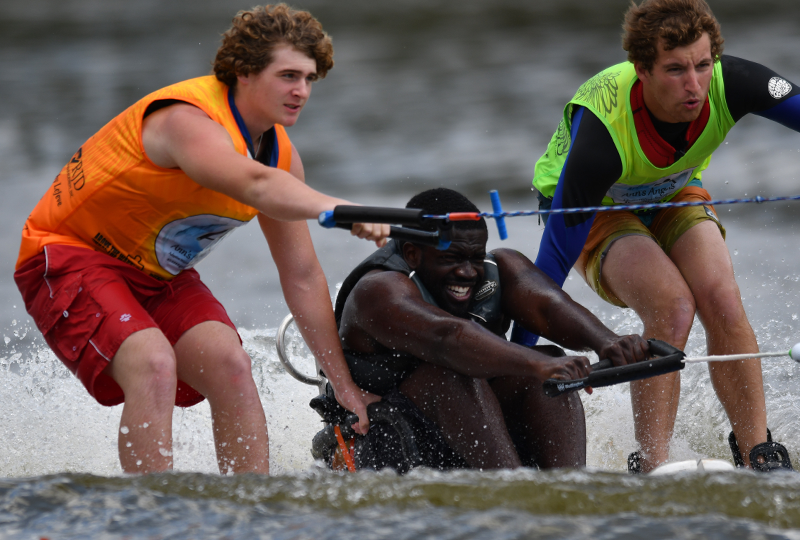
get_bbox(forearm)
[281,267,360,393]
[243,167,349,222]
[536,292,618,353]
[365,309,547,379]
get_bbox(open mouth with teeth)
[446,284,473,301]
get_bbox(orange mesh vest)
[17,76,292,280]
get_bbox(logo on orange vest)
[52,175,63,207]
[67,148,86,195]
[155,215,248,275]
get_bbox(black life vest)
[334,240,504,333]
[333,240,506,395]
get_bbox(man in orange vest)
[14,4,389,474]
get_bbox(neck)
[232,85,273,142]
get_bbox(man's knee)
[643,293,696,343]
[200,347,257,399]
[694,281,748,328]
[112,350,178,403]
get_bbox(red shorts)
[14,245,238,407]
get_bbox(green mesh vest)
[533,61,735,205]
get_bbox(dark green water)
[2,1,800,537]
[4,469,800,539]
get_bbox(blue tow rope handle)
[319,210,337,229]
[489,190,508,240]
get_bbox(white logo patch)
[154,215,247,276]
[120,314,131,322]
[768,77,792,99]
[606,167,696,204]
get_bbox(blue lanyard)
[227,87,257,158]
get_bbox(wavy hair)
[213,4,334,87]
[622,0,724,72]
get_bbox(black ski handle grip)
[329,222,450,250]
[319,206,428,228]
[542,339,686,397]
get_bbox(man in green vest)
[513,0,799,472]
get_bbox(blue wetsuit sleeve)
[533,169,594,287]
[512,107,622,346]
[534,106,623,286]
[755,95,800,132]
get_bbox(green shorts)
[579,186,726,307]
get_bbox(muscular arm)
[342,270,591,381]
[258,149,379,433]
[143,103,346,220]
[534,107,622,287]
[141,103,389,244]
[495,248,648,365]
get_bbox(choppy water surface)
[2,0,800,538]
[4,469,800,539]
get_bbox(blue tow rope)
[428,192,800,241]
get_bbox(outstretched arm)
[496,248,648,366]
[141,102,389,244]
[343,270,592,382]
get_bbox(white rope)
[683,350,791,364]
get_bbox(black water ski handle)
[542,339,686,397]
[319,206,431,228]
[328,221,444,249]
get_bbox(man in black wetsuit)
[334,188,649,470]
[514,0,800,472]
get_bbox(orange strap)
[447,212,482,221]
[333,425,356,473]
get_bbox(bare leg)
[601,235,696,472]
[669,221,767,466]
[104,328,178,473]
[490,375,586,468]
[400,363,521,469]
[174,321,269,474]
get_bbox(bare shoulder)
[490,248,536,272]
[339,269,423,348]
[490,247,560,297]
[349,269,419,309]
[142,102,226,168]
[143,101,212,131]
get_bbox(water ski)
[648,458,735,476]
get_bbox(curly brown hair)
[622,0,724,72]
[213,4,334,88]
